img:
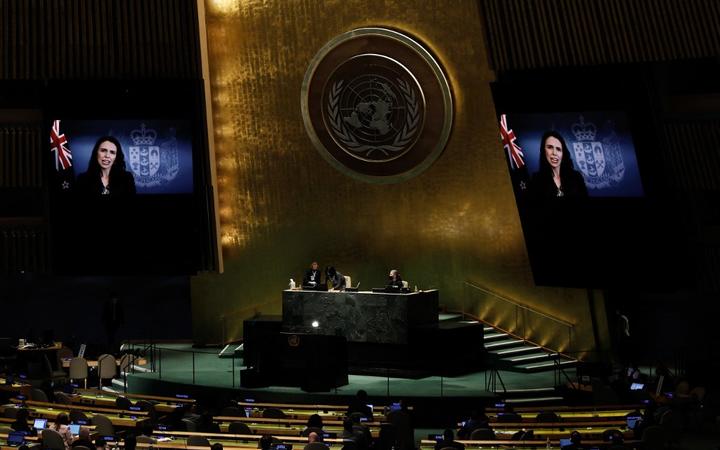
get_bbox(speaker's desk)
[282,289,438,344]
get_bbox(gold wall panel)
[193,0,607,356]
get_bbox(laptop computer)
[7,431,25,447]
[630,382,645,390]
[626,415,642,430]
[69,424,81,435]
[33,418,48,430]
[559,438,572,447]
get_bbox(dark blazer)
[530,170,587,200]
[75,170,136,198]
[303,269,323,287]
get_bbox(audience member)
[10,408,35,436]
[71,427,95,449]
[94,438,107,450]
[347,390,372,419]
[211,444,224,450]
[304,432,327,450]
[457,409,490,439]
[53,412,74,449]
[258,435,273,450]
[560,431,583,450]
[124,434,137,450]
[434,429,465,450]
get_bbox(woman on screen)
[76,136,136,197]
[530,131,587,199]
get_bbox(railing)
[463,281,575,353]
[120,342,547,398]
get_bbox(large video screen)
[491,68,685,288]
[500,111,644,200]
[50,119,193,195]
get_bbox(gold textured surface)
[193,0,606,356]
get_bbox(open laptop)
[69,424,81,435]
[33,418,48,430]
[559,438,572,447]
[630,382,645,391]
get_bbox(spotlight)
[311,320,319,328]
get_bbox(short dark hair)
[258,435,273,450]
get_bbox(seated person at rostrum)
[325,266,346,292]
[303,261,323,289]
[386,269,403,290]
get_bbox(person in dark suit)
[75,136,136,198]
[386,269,403,290]
[529,131,587,200]
[303,261,323,289]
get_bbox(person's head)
[326,266,336,277]
[389,269,399,280]
[87,136,127,177]
[356,389,368,402]
[307,414,323,429]
[538,131,574,177]
[443,429,454,442]
[308,432,320,443]
[55,412,69,427]
[124,434,137,450]
[258,435,273,450]
[95,438,107,450]
[211,443,224,450]
[15,408,29,423]
[142,423,154,437]
[570,431,582,444]
[80,427,91,441]
[311,262,319,271]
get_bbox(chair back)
[115,396,132,410]
[344,276,352,288]
[54,392,72,405]
[3,407,18,418]
[469,428,496,440]
[228,421,252,434]
[69,357,88,379]
[136,436,157,444]
[182,418,198,432]
[69,409,88,424]
[187,436,210,447]
[91,414,114,436]
[41,428,66,450]
[220,406,243,417]
[262,408,286,419]
[301,426,323,438]
[536,411,560,422]
[31,388,49,402]
[97,354,117,380]
[119,353,135,373]
[641,425,667,448]
[401,281,409,289]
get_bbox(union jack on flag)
[499,114,525,170]
[50,119,72,171]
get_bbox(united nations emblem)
[571,116,626,190]
[128,123,180,188]
[302,28,453,183]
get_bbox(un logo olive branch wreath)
[327,79,420,158]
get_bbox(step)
[495,345,543,356]
[484,327,495,332]
[439,313,464,322]
[485,339,526,349]
[518,359,577,371]
[503,353,561,363]
[484,332,509,341]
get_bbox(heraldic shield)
[129,145,161,177]
[572,140,605,179]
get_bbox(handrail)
[464,281,574,329]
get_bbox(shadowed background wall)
[191,0,605,355]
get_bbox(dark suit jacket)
[75,170,136,198]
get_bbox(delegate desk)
[282,289,438,344]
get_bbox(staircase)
[483,326,578,373]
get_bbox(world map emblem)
[302,28,453,183]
